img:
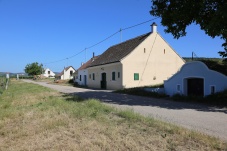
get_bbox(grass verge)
[0,80,226,150]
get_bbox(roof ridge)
[110,32,151,48]
[89,32,151,67]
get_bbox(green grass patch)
[0,80,226,150]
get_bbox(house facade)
[42,68,55,78]
[164,61,227,97]
[75,55,99,86]
[87,23,185,90]
[56,66,76,80]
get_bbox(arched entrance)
[101,73,107,89]
[187,78,204,96]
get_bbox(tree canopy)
[150,0,227,60]
[24,62,43,76]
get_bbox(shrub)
[68,79,74,84]
[115,87,167,98]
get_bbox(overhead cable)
[43,17,159,65]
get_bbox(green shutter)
[134,73,139,80]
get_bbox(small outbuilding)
[42,68,55,78]
[164,61,227,96]
[55,66,76,80]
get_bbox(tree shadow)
[64,90,227,114]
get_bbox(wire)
[138,33,158,86]
[122,17,160,31]
[43,17,159,65]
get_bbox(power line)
[43,17,159,65]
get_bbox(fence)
[0,76,9,95]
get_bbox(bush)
[115,87,167,98]
[68,79,74,84]
[171,90,227,106]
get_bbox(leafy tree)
[150,0,227,61]
[24,62,43,76]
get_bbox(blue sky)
[0,0,224,73]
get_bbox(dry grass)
[0,80,226,150]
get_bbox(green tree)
[24,62,43,76]
[150,0,227,61]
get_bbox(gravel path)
[23,80,227,140]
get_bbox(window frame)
[134,73,139,81]
[112,71,116,81]
[92,73,95,80]
[210,85,216,94]
[70,70,73,76]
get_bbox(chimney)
[81,62,83,66]
[151,22,157,33]
[92,52,95,62]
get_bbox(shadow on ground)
[62,90,227,114]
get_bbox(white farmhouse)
[56,66,76,80]
[87,23,185,90]
[42,68,55,78]
[75,55,99,86]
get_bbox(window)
[144,48,146,53]
[112,72,115,81]
[177,84,180,91]
[164,49,165,54]
[134,73,139,80]
[118,72,120,78]
[79,75,81,81]
[89,74,91,79]
[92,73,95,80]
[211,86,215,94]
[70,70,73,76]
[48,71,50,74]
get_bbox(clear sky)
[0,0,224,73]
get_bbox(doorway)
[84,75,87,86]
[187,78,204,96]
[101,73,107,89]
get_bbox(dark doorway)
[187,78,204,96]
[101,73,107,89]
[84,75,87,86]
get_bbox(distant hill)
[0,72,28,77]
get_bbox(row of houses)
[46,23,227,97]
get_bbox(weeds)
[0,80,226,150]
[172,90,227,107]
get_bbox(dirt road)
[23,80,227,140]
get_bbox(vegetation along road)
[23,79,227,141]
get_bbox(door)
[101,73,107,89]
[84,75,87,86]
[187,78,204,96]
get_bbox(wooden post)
[6,73,9,90]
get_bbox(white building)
[42,68,55,78]
[87,23,185,90]
[56,66,76,80]
[75,55,99,86]
[164,61,227,96]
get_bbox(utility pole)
[120,28,122,43]
[66,58,68,67]
[85,48,87,62]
